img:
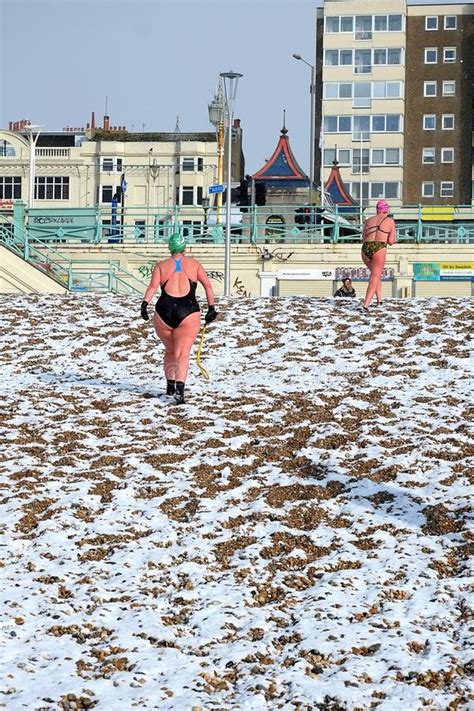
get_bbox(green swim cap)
[168,233,187,254]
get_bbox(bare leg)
[172,311,201,382]
[153,313,177,380]
[363,248,387,309]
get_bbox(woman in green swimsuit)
[361,200,396,310]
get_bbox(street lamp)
[201,196,210,230]
[292,54,316,206]
[208,80,226,226]
[24,123,43,209]
[220,70,243,297]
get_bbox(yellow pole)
[216,122,224,225]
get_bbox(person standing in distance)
[361,200,396,310]
[140,234,217,404]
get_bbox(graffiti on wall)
[232,276,251,298]
[137,262,226,283]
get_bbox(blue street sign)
[209,184,225,194]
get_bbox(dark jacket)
[334,286,356,298]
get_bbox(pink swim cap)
[376,200,390,212]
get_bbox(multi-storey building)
[315,0,474,207]
[0,114,244,212]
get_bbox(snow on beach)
[0,293,472,711]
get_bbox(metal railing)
[0,214,143,294]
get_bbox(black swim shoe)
[173,381,185,405]
[166,379,176,396]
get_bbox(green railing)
[14,202,474,247]
[0,213,143,294]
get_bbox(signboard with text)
[277,269,335,280]
[335,266,394,281]
[413,262,473,281]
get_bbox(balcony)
[36,148,71,158]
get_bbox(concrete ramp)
[0,246,67,294]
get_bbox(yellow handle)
[196,324,210,380]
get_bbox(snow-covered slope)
[0,294,472,710]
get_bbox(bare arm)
[197,263,215,306]
[387,218,396,246]
[143,263,161,303]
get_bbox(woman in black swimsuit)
[361,200,396,310]
[140,234,217,404]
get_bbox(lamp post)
[208,80,226,226]
[220,70,243,297]
[292,54,316,206]
[24,123,43,209]
[201,196,210,233]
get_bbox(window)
[35,176,69,200]
[422,148,436,164]
[324,116,338,132]
[325,50,339,66]
[442,114,455,129]
[340,50,352,65]
[338,116,351,132]
[339,83,352,98]
[441,148,454,163]
[440,181,454,197]
[422,182,435,197]
[424,48,438,64]
[386,82,402,98]
[0,176,21,199]
[388,48,402,64]
[424,81,437,97]
[385,148,400,164]
[425,16,438,30]
[181,157,204,172]
[181,186,194,205]
[354,49,371,73]
[100,158,122,172]
[325,115,401,134]
[355,15,372,40]
[386,115,401,132]
[423,115,436,130]
[353,115,370,139]
[374,15,387,31]
[338,149,351,164]
[323,148,350,166]
[442,81,455,96]
[370,182,399,199]
[352,148,370,174]
[443,48,456,63]
[326,16,339,32]
[444,16,456,30]
[99,185,116,203]
[340,16,353,32]
[353,82,371,108]
[182,158,195,172]
[388,15,402,31]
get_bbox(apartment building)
[315,0,474,207]
[404,4,474,204]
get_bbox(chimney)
[91,111,96,129]
[233,118,241,128]
[103,115,110,131]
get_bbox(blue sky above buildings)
[0,0,468,175]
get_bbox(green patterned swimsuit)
[361,216,391,259]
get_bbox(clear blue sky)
[0,0,320,175]
[1,0,468,175]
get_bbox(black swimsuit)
[155,258,200,328]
